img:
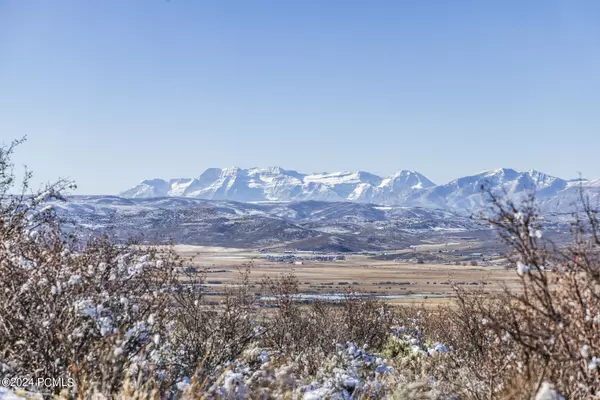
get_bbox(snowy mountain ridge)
[119,167,600,213]
[120,167,434,203]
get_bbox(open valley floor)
[173,245,522,306]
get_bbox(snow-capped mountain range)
[120,167,600,213]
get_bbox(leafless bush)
[0,139,182,395]
[165,265,258,387]
[409,186,600,399]
[259,271,395,374]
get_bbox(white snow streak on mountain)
[119,167,600,213]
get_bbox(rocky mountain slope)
[49,196,487,251]
[120,167,600,214]
[120,167,435,204]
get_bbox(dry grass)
[176,252,521,306]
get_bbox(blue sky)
[1,0,599,194]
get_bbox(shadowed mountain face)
[49,196,498,251]
[119,167,600,214]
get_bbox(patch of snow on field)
[313,226,352,234]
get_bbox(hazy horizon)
[2,0,599,194]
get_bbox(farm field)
[172,245,521,305]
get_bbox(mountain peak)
[140,178,167,185]
[384,170,435,189]
[222,166,242,175]
[479,167,518,177]
[118,167,592,212]
[251,166,284,174]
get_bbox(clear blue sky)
[1,0,599,194]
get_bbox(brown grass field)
[172,245,522,305]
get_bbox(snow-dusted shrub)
[260,271,396,374]
[0,221,182,394]
[0,139,181,395]
[409,187,600,398]
[177,341,399,399]
[162,265,260,386]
